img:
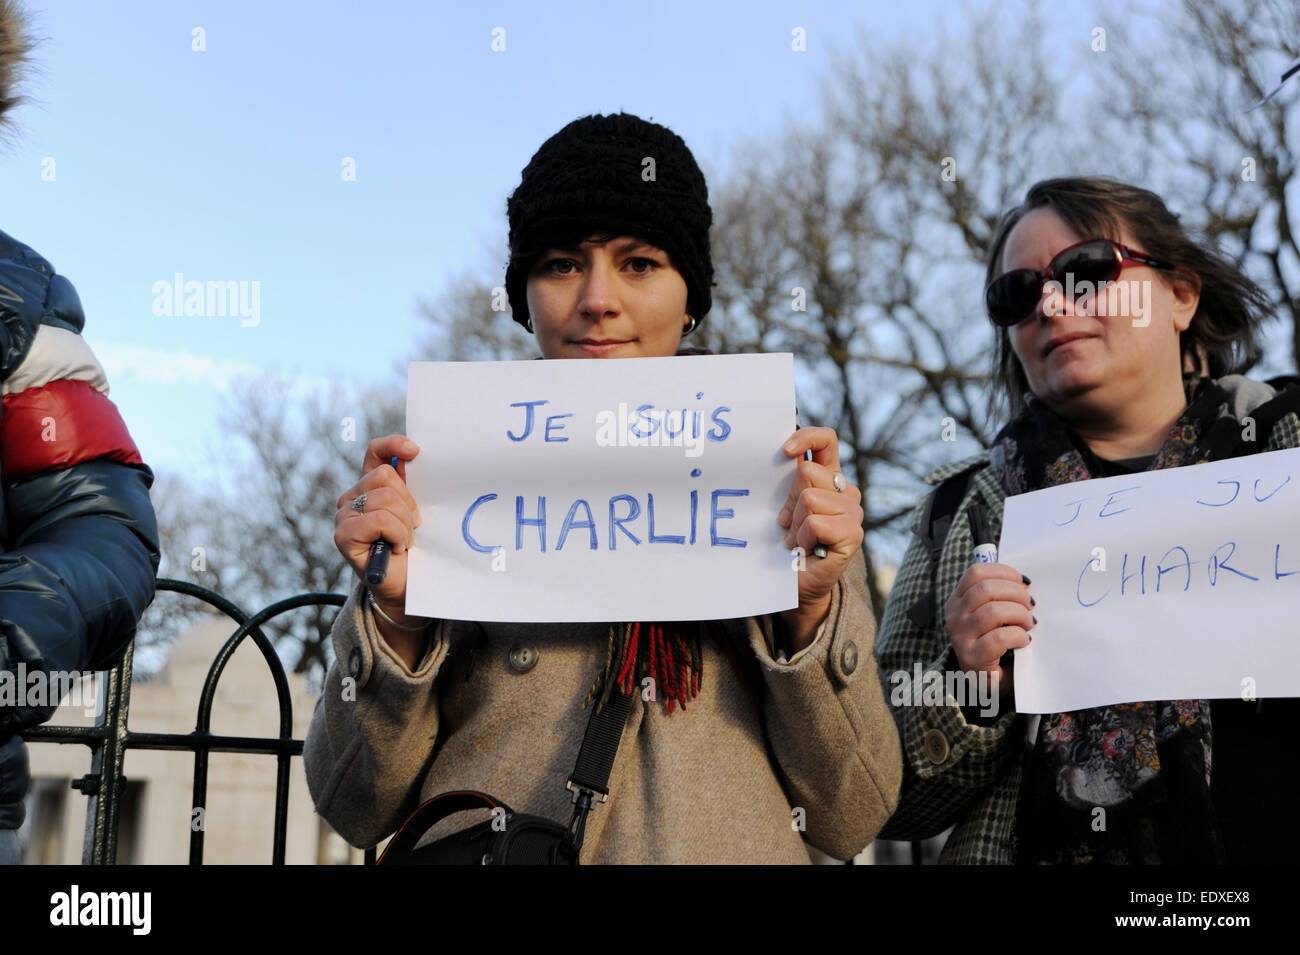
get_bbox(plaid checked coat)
[875,454,1022,863]
[874,377,1300,864]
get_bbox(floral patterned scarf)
[990,375,1300,864]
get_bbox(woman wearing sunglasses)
[304,112,903,864]
[875,176,1300,863]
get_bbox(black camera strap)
[564,688,635,854]
[377,684,637,864]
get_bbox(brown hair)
[0,0,32,134]
[985,177,1273,418]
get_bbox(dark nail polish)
[1030,596,1036,607]
[1022,575,1031,585]
[1032,615,1038,625]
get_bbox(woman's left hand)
[777,427,865,652]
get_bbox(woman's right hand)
[334,435,423,628]
[944,562,1035,699]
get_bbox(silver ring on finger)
[832,472,846,492]
[352,492,367,513]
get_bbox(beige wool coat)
[303,552,902,864]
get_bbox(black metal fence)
[17,578,377,865]
[19,577,926,865]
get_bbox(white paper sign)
[1000,447,1300,713]
[404,354,799,622]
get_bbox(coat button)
[923,728,950,764]
[347,647,362,680]
[508,643,539,673]
[840,641,859,674]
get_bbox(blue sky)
[1,0,1103,482]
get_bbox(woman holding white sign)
[876,176,1300,864]
[305,112,902,863]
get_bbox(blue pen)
[365,455,400,585]
[795,413,828,559]
[967,503,998,563]
[808,444,828,560]
[969,502,1021,672]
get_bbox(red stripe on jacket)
[1,378,145,479]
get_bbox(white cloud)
[89,342,260,391]
[87,341,334,393]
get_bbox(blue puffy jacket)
[0,229,160,831]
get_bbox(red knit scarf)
[585,621,747,714]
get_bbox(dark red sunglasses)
[985,238,1172,327]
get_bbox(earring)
[524,317,534,333]
[682,315,697,335]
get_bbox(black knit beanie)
[505,112,713,332]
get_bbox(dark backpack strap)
[906,467,979,630]
[1260,376,1300,435]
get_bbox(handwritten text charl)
[1000,446,1300,713]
